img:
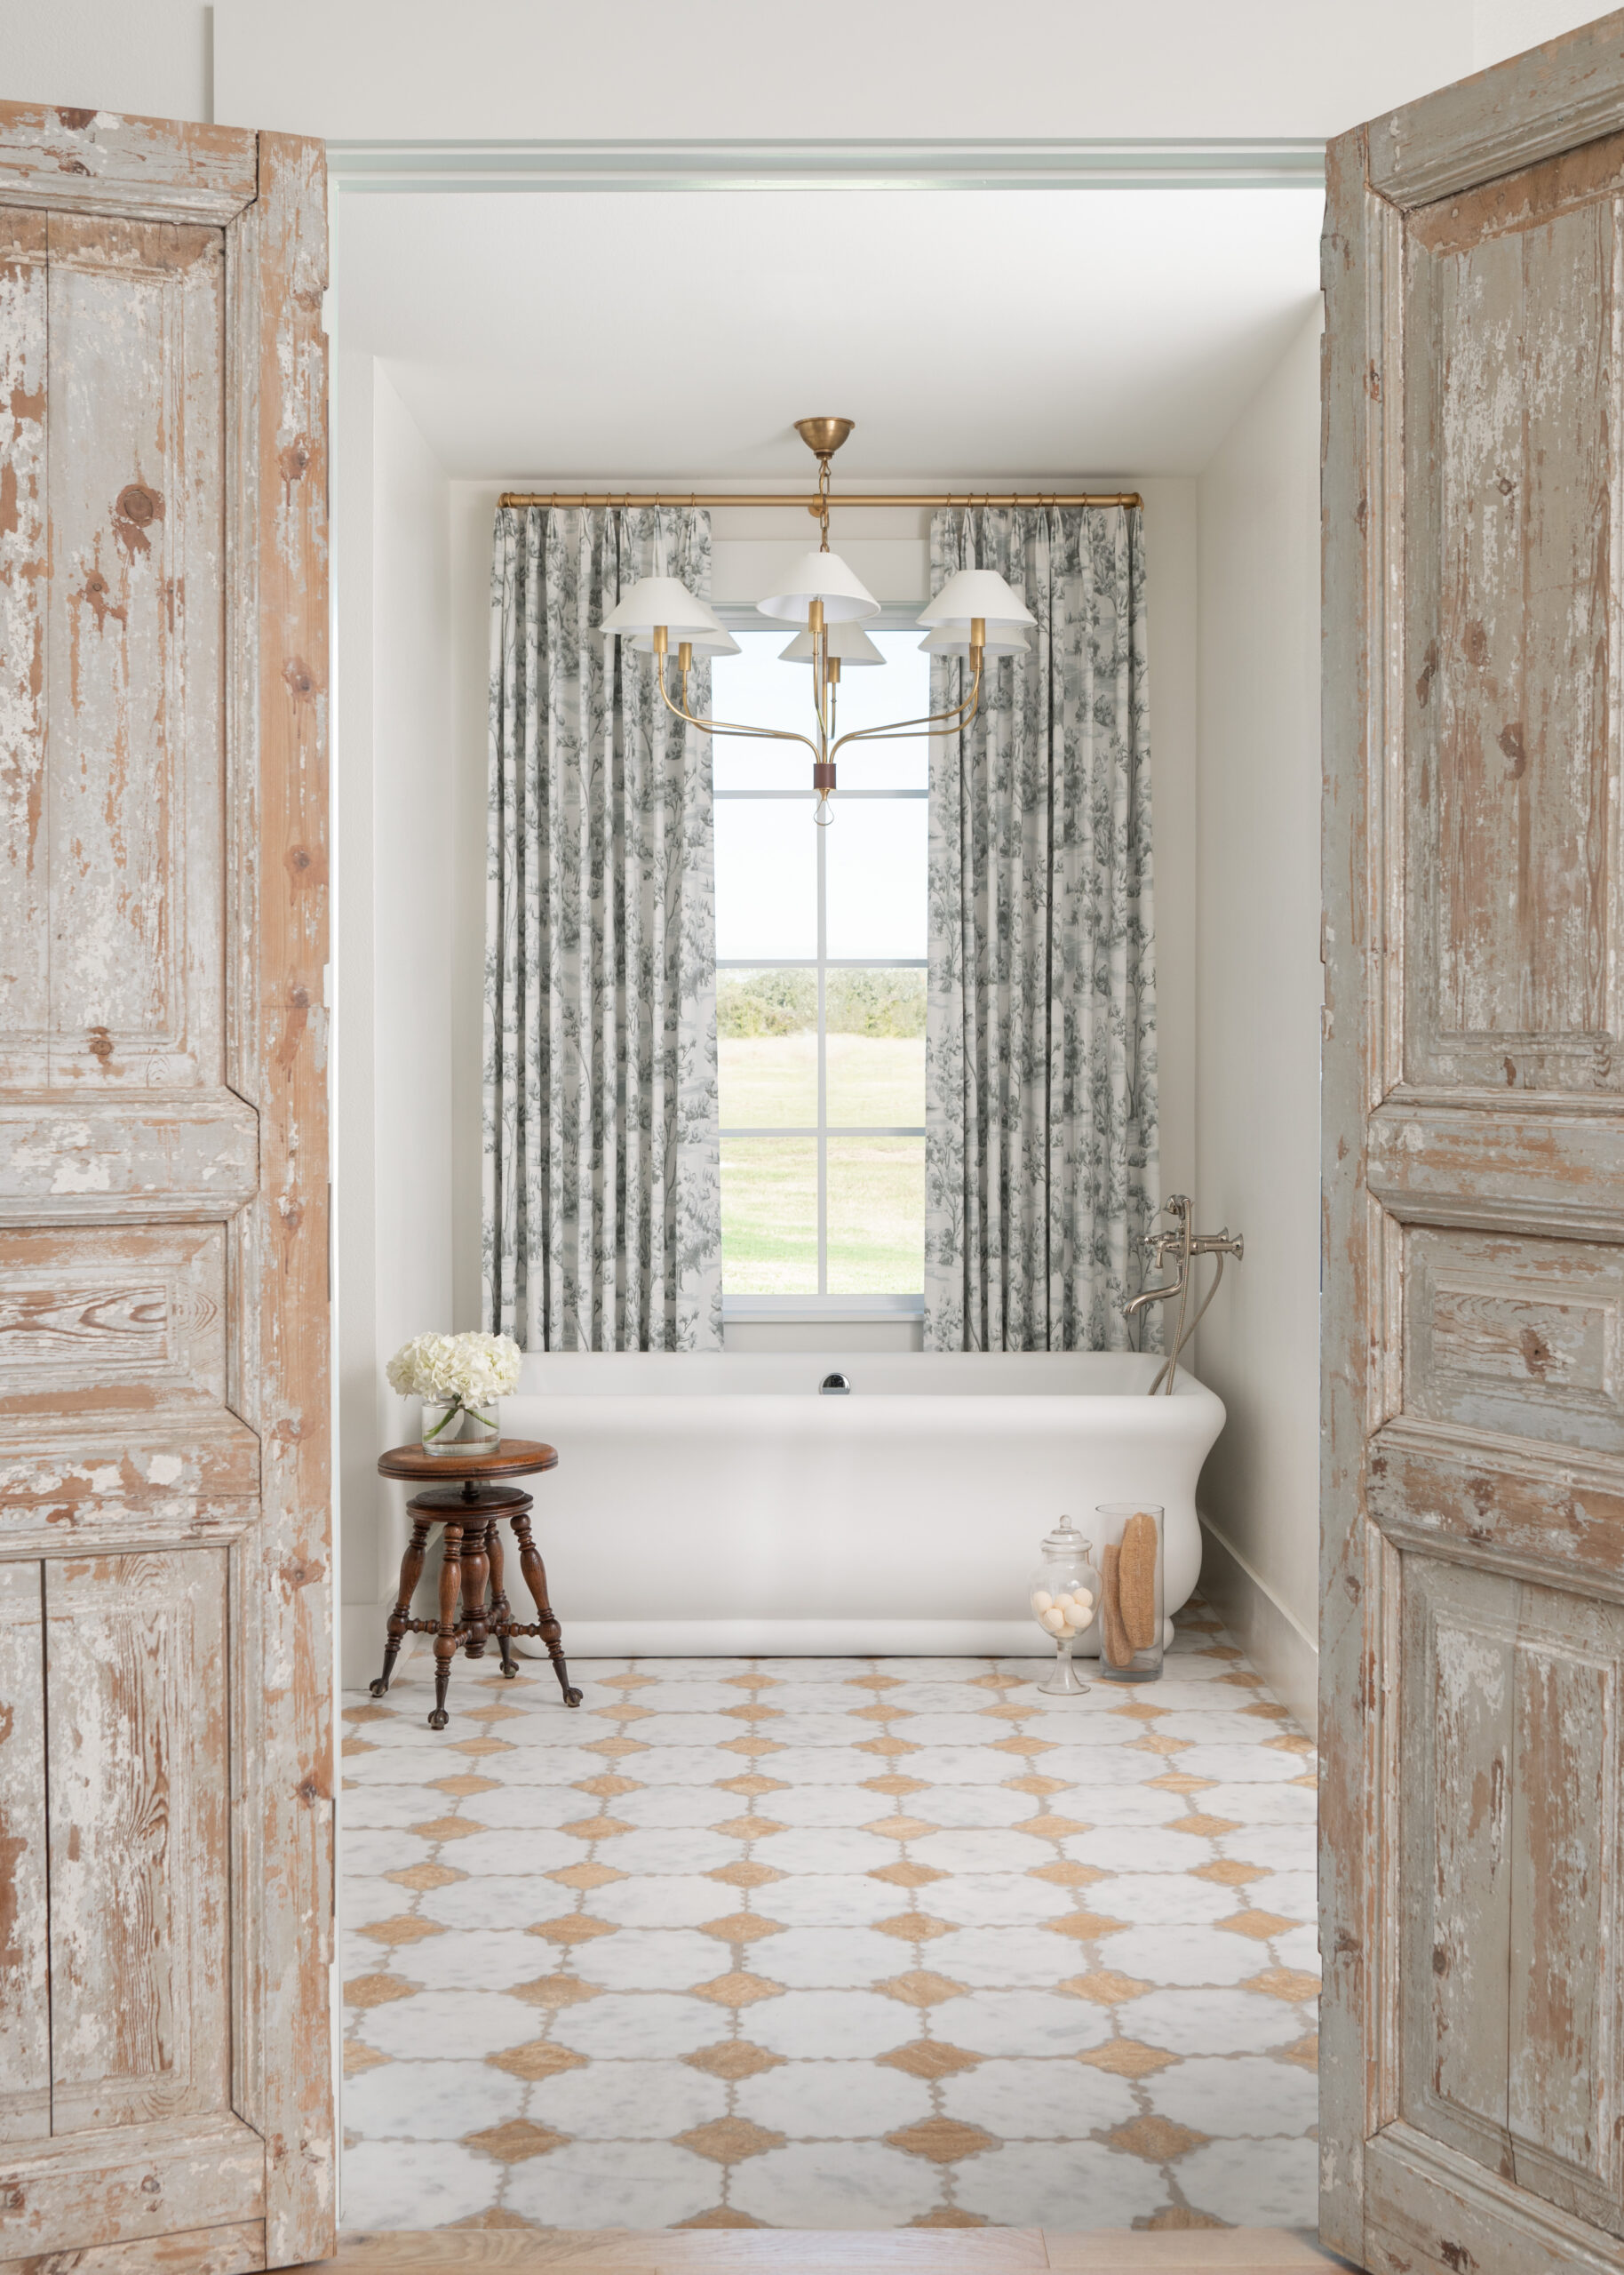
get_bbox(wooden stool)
[372,1439,582,1728]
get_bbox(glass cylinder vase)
[420,1396,499,1455]
[1096,1503,1164,1682]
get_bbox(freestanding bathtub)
[500,1351,1224,1659]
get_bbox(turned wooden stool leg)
[429,1522,463,1729]
[461,1520,491,1661]
[487,1521,519,1680]
[510,1508,582,1706]
[370,1516,430,1697]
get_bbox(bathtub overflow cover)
[820,1371,851,1395]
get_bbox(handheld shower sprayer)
[1123,1194,1244,1394]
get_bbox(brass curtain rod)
[498,490,1142,512]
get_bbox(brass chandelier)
[599,418,1035,823]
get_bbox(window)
[712,627,929,1312]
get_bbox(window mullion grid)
[816,807,828,1298]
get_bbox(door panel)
[0,107,330,2270]
[1325,14,1624,2269]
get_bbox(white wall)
[1192,309,1324,1732]
[337,362,453,1682]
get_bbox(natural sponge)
[1118,1512,1159,1651]
[1099,1544,1134,1669]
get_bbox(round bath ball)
[1070,1589,1095,1616]
[1031,1589,1055,1613]
[1039,1606,1067,1634]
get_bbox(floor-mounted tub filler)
[498,1352,1223,1662]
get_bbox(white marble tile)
[744,1745,878,1785]
[602,1786,745,1830]
[1148,2053,1318,2138]
[941,2055,1138,2138]
[898,1744,1047,1786]
[1175,2133,1319,2227]
[899,1712,1026,1745]
[503,2140,719,2229]
[1271,1924,1322,1975]
[622,1712,749,1744]
[339,2139,499,2231]
[745,1989,920,2060]
[1028,1746,1162,1786]
[911,1828,1067,1875]
[590,1875,734,1929]
[923,1924,1091,1990]
[1214,1824,1318,1871]
[1085,1872,1246,1927]
[749,1926,901,1988]
[1174,1744,1309,1783]
[1198,1781,1318,1823]
[528,2057,726,2139]
[744,1825,899,1875]
[752,1874,903,1928]
[1053,1788,1189,1828]
[904,1784,1036,1830]
[1255,1870,1318,1921]
[1066,1828,1219,1873]
[594,1827,740,1875]
[393,1926,564,1993]
[573,1928,720,1992]
[948,1990,1114,2058]
[925,1874,1077,1928]
[766,1786,895,1830]
[951,2136,1166,2229]
[342,1828,430,1879]
[341,2055,524,2139]
[447,1827,584,1876]
[418,1875,577,1930]
[548,1992,721,2060]
[355,1989,541,2061]
[1129,1985,1310,2056]
[444,1785,618,1830]
[1102,1923,1269,1987]
[734,2060,933,2139]
[727,2142,942,2228]
[752,1712,887,1747]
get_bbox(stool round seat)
[371,1437,577,1728]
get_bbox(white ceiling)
[338,188,1325,482]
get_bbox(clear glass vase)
[1096,1502,1164,1682]
[420,1395,499,1455]
[1029,1516,1100,1696]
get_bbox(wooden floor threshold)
[304,2227,1348,2272]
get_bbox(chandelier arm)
[828,663,983,761]
[655,659,822,760]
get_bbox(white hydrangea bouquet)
[386,1329,523,1454]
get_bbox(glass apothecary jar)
[1029,1516,1100,1696]
[1096,1502,1164,1682]
[420,1395,499,1455]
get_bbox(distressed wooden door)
[1323,14,1624,2272]
[0,108,332,2269]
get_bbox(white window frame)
[712,606,929,1325]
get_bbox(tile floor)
[338,1603,1319,2236]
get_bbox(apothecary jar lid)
[1038,1514,1090,1561]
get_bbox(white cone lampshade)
[916,567,1035,631]
[779,620,885,666]
[919,623,1031,658]
[601,577,725,638]
[631,624,740,657]
[755,549,881,623]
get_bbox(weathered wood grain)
[0,1561,50,2143]
[1369,1100,1624,1240]
[44,1552,230,2133]
[0,1224,226,1419]
[0,104,257,226]
[0,1419,259,1508]
[0,211,47,1052]
[0,1096,259,1225]
[0,2117,264,2261]
[1365,2121,1624,2273]
[223,132,334,2268]
[3,2222,266,2273]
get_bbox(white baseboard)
[1197,1513,1318,1739]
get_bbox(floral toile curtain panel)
[925,505,1158,1353]
[483,505,722,1351]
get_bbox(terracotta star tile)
[992,1734,1055,1756]
[1268,1731,1316,1755]
[1059,1970,1148,2006]
[1141,2208,1226,2231]
[1280,2033,1320,2070]
[1107,2114,1207,2161]
[869,1860,946,1888]
[698,1912,786,1944]
[340,1737,377,1758]
[1168,1813,1241,1838]
[386,1862,465,1892]
[343,1704,392,1724]
[1199,1643,1244,1662]
[879,2039,983,2080]
[430,1773,501,1798]
[601,1702,654,1722]
[849,1703,912,1722]
[724,1672,780,1690]
[1241,1699,1291,1720]
[707,1858,785,1889]
[572,1773,642,1798]
[343,2040,392,2075]
[447,2207,537,2231]
[1147,1773,1215,1793]
[1134,1734,1190,1758]
[508,1975,601,2009]
[877,1970,967,2008]
[684,2040,785,2080]
[721,1702,782,1721]
[886,2117,996,2164]
[716,1774,788,1797]
[1219,1908,1297,1941]
[711,1813,787,1841]
[407,1816,486,1842]
[1112,1700,1166,1721]
[860,1815,937,1842]
[466,2119,569,2163]
[602,1671,657,1690]
[874,1912,955,1942]
[1044,1911,1127,1942]
[719,1735,784,1756]
[343,1974,416,2009]
[1193,1858,1263,1888]
[585,1736,649,1758]
[1245,1967,1321,2003]
[465,1699,529,1720]
[863,1774,928,1796]
[447,1738,513,1758]
[856,1736,921,1757]
[357,1915,446,1948]
[528,1914,617,1945]
[910,2207,991,2227]
[693,1970,785,2008]
[1078,2039,1176,2080]
[1217,1669,1265,1688]
[969,1672,1025,1689]
[1029,1859,1109,1887]
[1015,1812,1090,1840]
[848,1672,904,1689]
[560,1814,634,1840]
[487,2040,587,2081]
[677,2207,768,2229]
[980,1701,1032,1720]
[1004,1774,1070,1796]
[1293,1772,1320,1788]
[547,1860,625,1890]
[675,2117,784,2164]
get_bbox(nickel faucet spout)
[1123,1196,1244,1394]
